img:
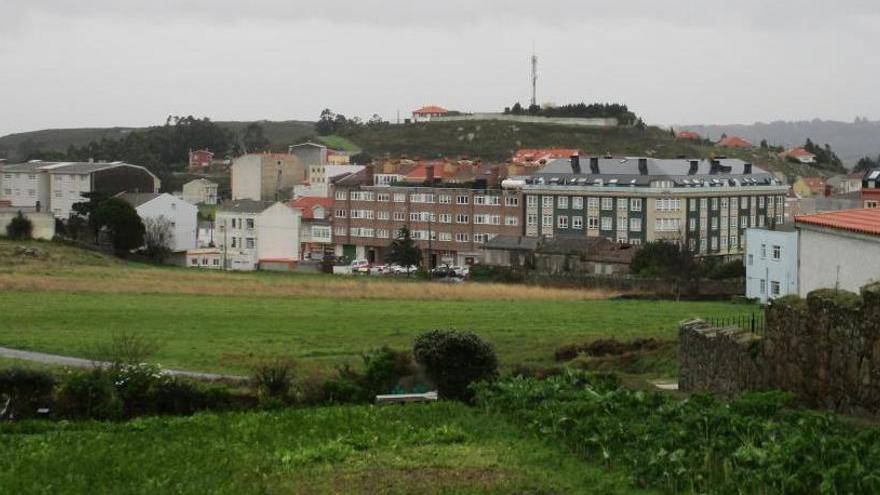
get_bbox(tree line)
[503,102,639,126]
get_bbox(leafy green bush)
[112,363,166,416]
[413,330,498,402]
[56,369,124,420]
[475,371,880,494]
[705,259,746,280]
[251,359,295,404]
[0,368,55,420]
[361,346,415,397]
[5,211,33,240]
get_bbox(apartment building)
[862,168,880,208]
[744,227,799,303]
[331,165,524,266]
[214,199,268,270]
[0,161,159,219]
[289,196,334,260]
[518,156,789,256]
[231,153,306,201]
[181,178,218,205]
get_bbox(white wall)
[798,226,880,296]
[257,202,300,262]
[745,228,798,303]
[215,210,259,269]
[136,194,198,252]
[48,173,92,219]
[182,180,218,205]
[231,155,262,201]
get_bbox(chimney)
[638,158,648,176]
[688,160,699,175]
[570,154,581,174]
[589,157,600,174]
[35,200,41,213]
[710,159,720,175]
[425,164,435,184]
[365,164,375,186]
[743,162,752,175]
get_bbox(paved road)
[0,346,247,382]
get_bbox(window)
[601,198,613,210]
[409,212,420,221]
[54,190,61,198]
[474,214,488,224]
[748,254,754,266]
[711,217,718,229]
[741,217,748,228]
[572,197,583,209]
[474,233,492,244]
[700,238,707,252]
[393,211,406,221]
[393,193,406,203]
[439,232,452,241]
[572,216,583,229]
[455,233,470,242]
[456,214,469,224]
[377,211,390,220]
[689,218,696,231]
[27,189,35,197]
[617,198,628,210]
[629,218,641,232]
[759,196,766,208]
[760,279,766,294]
[245,237,255,249]
[587,197,599,209]
[505,216,519,226]
[557,216,569,228]
[377,193,390,202]
[711,237,718,250]
[542,214,553,226]
[721,198,729,209]
[730,235,738,248]
[439,194,452,204]
[630,198,642,212]
[731,198,739,210]
[700,198,708,209]
[334,226,346,236]
[689,200,696,212]
[505,196,519,207]
[730,217,737,229]
[246,219,254,229]
[601,217,613,230]
[542,196,554,208]
[770,281,780,296]
[711,198,718,209]
[488,214,501,225]
[456,195,469,205]
[2,189,10,195]
[760,243,766,258]
[190,258,198,266]
[527,195,538,207]
[759,216,765,227]
[772,245,781,260]
[351,191,374,201]
[558,196,569,209]
[527,214,537,226]
[655,218,680,232]
[438,213,452,223]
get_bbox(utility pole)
[530,49,538,108]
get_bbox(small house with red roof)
[412,105,449,122]
[675,130,702,141]
[785,147,817,164]
[189,149,214,172]
[289,196,333,260]
[795,208,880,296]
[716,136,753,149]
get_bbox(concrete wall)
[745,228,798,303]
[680,284,880,414]
[256,202,300,263]
[231,155,262,201]
[232,154,306,202]
[0,210,55,239]
[798,226,880,296]
[430,113,619,127]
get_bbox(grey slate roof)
[217,199,272,214]
[533,157,779,187]
[0,161,156,177]
[482,235,541,251]
[116,192,161,208]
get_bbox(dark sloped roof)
[483,235,541,251]
[218,199,272,213]
[116,192,161,207]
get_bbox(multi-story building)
[289,197,333,260]
[231,153,306,202]
[862,168,880,208]
[744,227,799,303]
[117,192,198,252]
[0,160,159,219]
[517,156,789,257]
[331,165,524,266]
[181,178,218,205]
[212,199,301,271]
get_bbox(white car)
[350,259,370,273]
[391,264,418,275]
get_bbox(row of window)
[335,209,518,226]
[334,226,494,244]
[336,190,519,207]
[2,173,87,182]
[526,214,642,232]
[228,236,256,249]
[689,195,784,212]
[688,235,744,252]
[687,214,784,231]
[528,195,644,212]
[224,217,255,230]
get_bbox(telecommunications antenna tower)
[530,50,538,107]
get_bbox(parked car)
[350,259,370,273]
[431,265,457,278]
[391,264,418,275]
[370,264,389,275]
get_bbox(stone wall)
[679,282,880,414]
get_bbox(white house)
[214,199,267,270]
[117,192,198,252]
[181,178,218,205]
[744,227,799,303]
[795,208,880,296]
[0,161,159,219]
[185,248,222,269]
[256,202,301,271]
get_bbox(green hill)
[338,120,829,179]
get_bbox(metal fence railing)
[704,313,766,335]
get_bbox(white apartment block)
[118,192,198,252]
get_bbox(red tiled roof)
[675,131,701,140]
[511,148,580,164]
[412,105,448,115]
[795,208,880,237]
[289,197,332,219]
[717,136,753,148]
[788,147,815,158]
[405,162,458,180]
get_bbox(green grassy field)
[0,403,646,495]
[0,291,748,375]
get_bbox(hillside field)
[0,240,752,374]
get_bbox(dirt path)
[0,346,246,382]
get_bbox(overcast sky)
[1,0,879,137]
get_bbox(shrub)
[5,211,33,240]
[91,331,161,366]
[0,368,55,420]
[251,359,295,403]
[413,330,498,402]
[111,363,166,416]
[153,379,235,415]
[361,346,415,396]
[321,364,367,404]
[56,369,123,420]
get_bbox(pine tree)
[386,227,422,275]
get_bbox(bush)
[153,379,235,415]
[56,369,124,420]
[361,346,415,397]
[413,330,498,402]
[5,211,33,240]
[705,259,746,280]
[111,363,166,416]
[91,331,161,366]
[251,359,295,403]
[0,368,55,420]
